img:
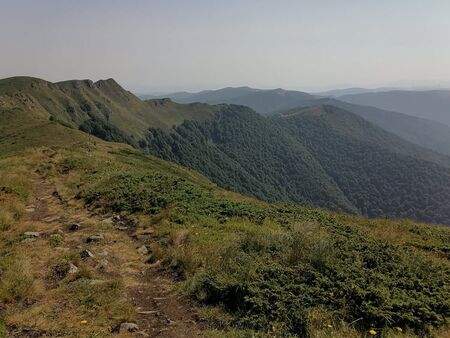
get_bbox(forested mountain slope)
[272,97,450,158]
[3,76,450,225]
[146,85,450,156]
[144,105,356,213]
[144,105,450,225]
[276,106,450,223]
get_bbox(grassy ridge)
[62,147,449,337]
[0,134,449,336]
[1,80,450,336]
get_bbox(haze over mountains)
[340,90,450,127]
[142,86,450,157]
[3,76,450,225]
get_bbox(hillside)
[0,76,218,146]
[340,90,450,127]
[1,90,449,337]
[146,86,450,156]
[327,100,450,157]
[3,76,450,225]
[283,98,450,157]
[144,105,450,225]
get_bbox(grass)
[0,256,37,303]
[58,147,449,337]
[0,114,449,337]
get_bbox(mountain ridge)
[3,76,450,225]
[341,89,450,127]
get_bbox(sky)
[1,0,450,93]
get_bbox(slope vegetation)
[3,76,450,226]
[145,86,450,156]
[0,76,217,145]
[0,97,449,337]
[145,105,450,225]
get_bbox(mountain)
[281,97,450,157]
[143,86,317,114]
[340,90,450,127]
[0,76,218,147]
[315,87,398,97]
[3,76,450,226]
[1,78,449,337]
[329,100,450,157]
[143,86,450,156]
[144,104,450,225]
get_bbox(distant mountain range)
[141,87,317,114]
[2,76,450,225]
[140,86,450,156]
[340,90,450,127]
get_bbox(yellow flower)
[395,327,403,332]
[80,320,88,325]
[369,329,377,335]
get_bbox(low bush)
[74,160,450,337]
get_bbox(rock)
[86,234,104,243]
[68,263,79,274]
[147,260,162,269]
[43,215,60,223]
[80,249,94,259]
[137,245,148,255]
[115,225,128,231]
[69,223,80,231]
[25,205,36,213]
[138,310,159,316]
[119,322,139,333]
[24,231,40,238]
[112,215,121,222]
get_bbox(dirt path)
[19,176,206,337]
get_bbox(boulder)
[24,231,40,238]
[68,263,79,274]
[86,234,104,243]
[137,245,148,255]
[80,249,94,259]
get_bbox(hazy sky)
[1,0,450,93]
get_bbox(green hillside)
[3,76,450,226]
[150,86,450,157]
[145,105,450,225]
[277,105,450,223]
[0,76,217,145]
[0,90,449,337]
